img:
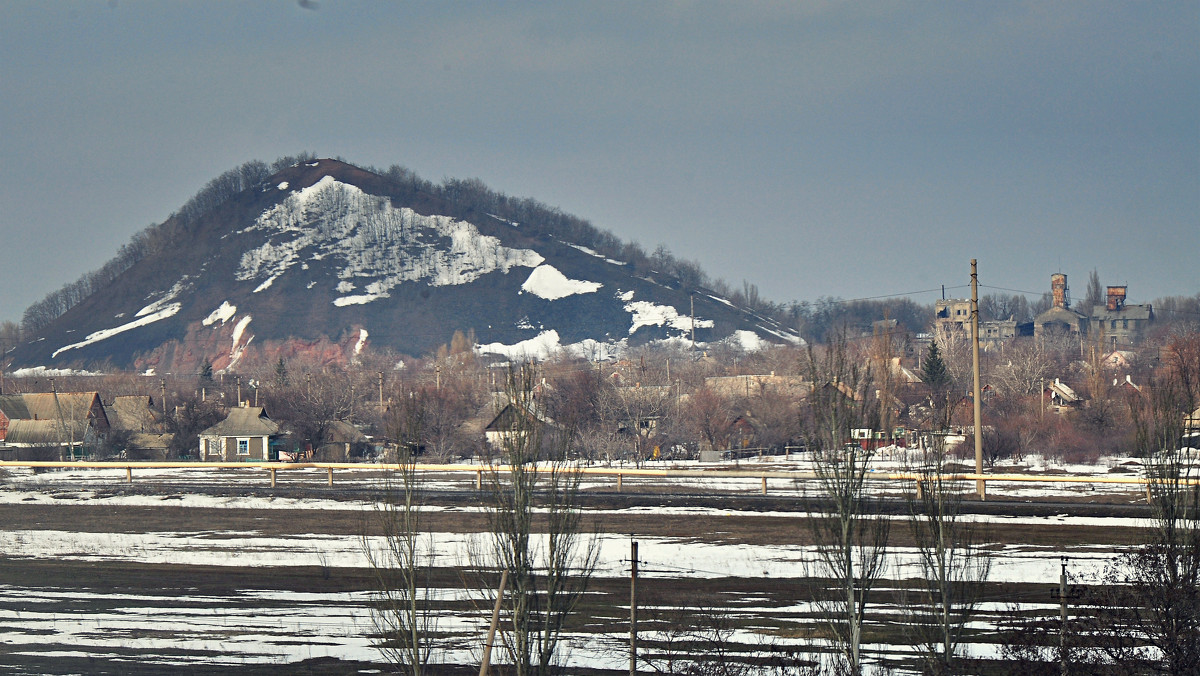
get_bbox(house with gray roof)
[198,404,282,461]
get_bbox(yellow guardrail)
[0,460,1181,500]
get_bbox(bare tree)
[479,364,599,675]
[904,436,992,674]
[597,381,673,465]
[683,387,734,452]
[1113,371,1199,674]
[364,388,437,674]
[801,336,888,676]
[1083,269,1104,313]
[991,339,1052,398]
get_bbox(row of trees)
[7,321,1198,470]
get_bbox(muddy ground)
[0,476,1154,675]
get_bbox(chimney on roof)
[1106,286,1127,311]
[1051,273,1069,309]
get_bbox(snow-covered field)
[0,456,1159,672]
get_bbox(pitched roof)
[0,395,31,420]
[1047,379,1082,404]
[106,395,157,432]
[1091,303,1154,321]
[199,406,280,437]
[3,419,90,445]
[325,420,367,444]
[128,432,173,451]
[0,393,102,422]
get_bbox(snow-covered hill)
[9,159,800,373]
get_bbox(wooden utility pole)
[690,294,695,348]
[1059,557,1068,676]
[378,371,384,412]
[630,540,639,676]
[970,259,984,500]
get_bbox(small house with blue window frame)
[198,404,282,461]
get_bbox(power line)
[812,286,971,306]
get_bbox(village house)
[198,404,282,461]
[483,394,561,450]
[0,392,109,455]
[1045,378,1084,412]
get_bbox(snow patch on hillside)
[202,302,237,326]
[237,177,543,305]
[52,304,182,358]
[136,279,188,317]
[520,265,602,300]
[566,243,626,265]
[252,274,279,293]
[476,332,626,362]
[227,316,253,370]
[354,329,368,356]
[727,330,766,352]
[476,330,563,360]
[625,300,714,336]
[11,366,104,377]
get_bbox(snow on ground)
[0,458,1157,673]
[566,242,625,265]
[475,330,564,360]
[136,278,189,317]
[520,264,602,300]
[252,273,280,292]
[0,522,1120,585]
[625,298,714,335]
[474,331,629,362]
[202,301,237,326]
[353,328,369,356]
[225,315,253,370]
[9,366,104,377]
[51,303,182,359]
[726,329,767,352]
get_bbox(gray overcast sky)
[1,1,1196,324]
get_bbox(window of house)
[1111,320,1117,330]
[237,438,250,455]
[1123,319,1129,329]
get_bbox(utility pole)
[970,259,984,500]
[378,371,384,413]
[160,379,167,415]
[690,294,695,349]
[1059,557,1068,676]
[630,539,639,676]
